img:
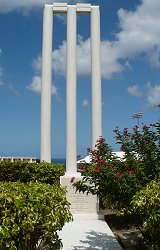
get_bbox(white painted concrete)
[40,3,103,168]
[77,152,125,163]
[0,156,37,163]
[91,6,102,149]
[60,177,98,214]
[66,6,78,176]
[59,217,122,250]
[41,5,53,163]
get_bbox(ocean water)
[51,158,66,164]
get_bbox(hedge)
[0,181,72,250]
[0,162,64,185]
[131,180,160,249]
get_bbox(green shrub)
[0,181,72,250]
[0,162,64,185]
[130,180,160,249]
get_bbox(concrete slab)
[59,216,122,250]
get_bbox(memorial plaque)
[61,176,98,214]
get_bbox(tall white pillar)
[66,6,79,175]
[91,6,102,149]
[40,5,53,162]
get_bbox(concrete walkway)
[59,215,122,250]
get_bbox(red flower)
[97,160,105,164]
[143,125,150,129]
[95,167,100,172]
[99,138,105,142]
[87,147,91,152]
[113,129,118,133]
[95,154,100,159]
[70,177,75,183]
[115,172,121,177]
[126,169,134,174]
[79,166,85,170]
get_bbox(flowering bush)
[73,121,160,211]
[74,137,139,210]
[114,122,160,180]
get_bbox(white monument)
[41,3,102,217]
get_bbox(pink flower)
[115,172,121,177]
[97,160,105,164]
[126,169,134,174]
[143,125,150,129]
[95,155,100,159]
[99,138,105,142]
[113,129,118,133]
[87,147,91,152]
[95,167,100,173]
[79,166,85,170]
[70,177,75,183]
[74,181,79,185]
[99,150,105,154]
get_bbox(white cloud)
[26,76,41,93]
[127,85,143,97]
[147,82,160,106]
[116,0,160,61]
[55,14,67,24]
[8,84,20,96]
[148,46,160,68]
[0,64,4,86]
[50,0,160,78]
[26,75,58,96]
[82,99,89,108]
[34,37,123,80]
[32,56,42,73]
[51,84,58,96]
[124,60,132,70]
[31,0,160,80]
[0,66,3,77]
[0,0,52,13]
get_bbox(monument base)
[60,175,104,220]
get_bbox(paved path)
[59,215,122,250]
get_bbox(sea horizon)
[51,158,66,164]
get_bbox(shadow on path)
[71,230,122,250]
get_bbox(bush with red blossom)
[73,136,140,210]
[73,122,160,211]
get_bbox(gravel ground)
[102,210,148,250]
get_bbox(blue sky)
[0,0,160,158]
